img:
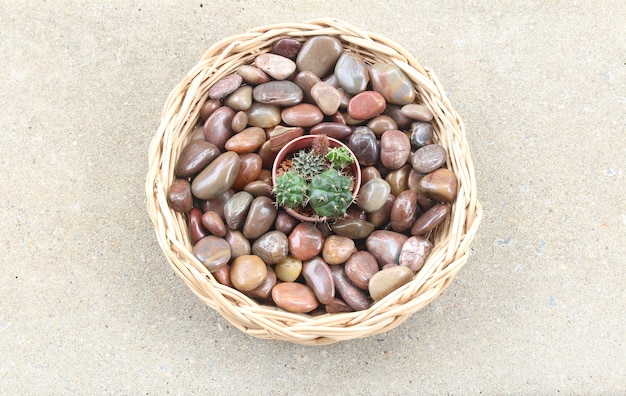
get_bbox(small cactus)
[308,168,353,218]
[291,149,325,181]
[274,172,308,208]
[326,146,355,170]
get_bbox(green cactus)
[274,172,308,209]
[291,149,326,181]
[308,168,353,218]
[326,146,355,170]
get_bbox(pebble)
[243,180,273,197]
[410,121,434,149]
[357,178,391,213]
[400,103,433,122]
[384,104,413,129]
[271,282,319,313]
[208,73,243,100]
[224,230,251,259]
[199,189,233,218]
[271,38,302,60]
[385,165,412,197]
[325,298,354,313]
[310,81,342,115]
[369,63,416,105]
[360,166,381,184]
[390,190,421,233]
[224,85,253,111]
[231,111,248,132]
[412,144,447,173]
[367,193,395,228]
[231,153,262,190]
[367,115,398,137]
[251,230,289,265]
[167,178,193,213]
[230,255,267,291]
[175,140,220,178]
[399,236,433,271]
[203,106,235,150]
[258,140,278,169]
[245,265,276,300]
[348,126,379,166]
[269,126,305,152]
[223,191,253,230]
[380,129,411,169]
[296,35,343,78]
[330,264,370,311]
[411,203,450,236]
[274,256,303,282]
[252,80,303,106]
[366,230,409,266]
[334,51,369,94]
[274,211,298,235]
[417,168,458,203]
[189,207,209,244]
[331,219,375,239]
[236,65,271,85]
[243,196,277,239]
[322,235,356,265]
[224,126,266,154]
[309,122,353,140]
[191,152,240,200]
[292,71,321,102]
[201,211,227,237]
[193,235,231,272]
[211,264,233,288]
[245,102,281,128]
[302,257,335,305]
[344,251,379,290]
[254,53,296,80]
[347,91,386,120]
[200,99,222,121]
[288,222,323,261]
[190,125,206,141]
[281,103,324,127]
[368,265,414,301]
[407,168,424,192]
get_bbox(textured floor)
[1,1,625,394]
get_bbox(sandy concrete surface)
[1,1,624,394]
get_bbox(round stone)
[231,153,262,191]
[410,121,434,149]
[269,126,305,152]
[281,103,324,127]
[399,236,433,272]
[245,265,276,300]
[288,222,323,261]
[224,230,251,259]
[253,80,303,106]
[199,99,222,121]
[417,168,458,203]
[193,235,231,272]
[203,106,235,150]
[411,203,450,236]
[271,38,302,60]
[243,196,277,240]
[367,193,395,228]
[325,298,354,313]
[302,257,335,305]
[310,81,342,116]
[385,165,412,197]
[231,111,248,133]
[322,235,356,265]
[334,51,369,94]
[274,211,298,235]
[369,63,416,105]
[309,122,353,140]
[201,211,227,237]
[271,282,319,313]
[296,35,343,78]
[224,85,253,112]
[175,140,220,178]
[223,191,253,230]
[191,152,240,200]
[224,127,266,154]
[368,265,414,301]
[189,207,209,244]
[252,231,289,265]
[293,71,322,103]
[347,91,386,120]
[245,103,281,128]
[390,190,421,233]
[167,178,193,213]
[208,73,243,100]
[348,126,379,166]
[357,178,391,213]
[230,255,267,292]
[400,103,433,122]
[344,251,379,290]
[412,144,447,173]
[367,115,398,137]
[254,53,297,80]
[365,230,409,266]
[211,264,233,288]
[329,264,370,311]
[274,256,303,282]
[331,219,375,239]
[236,65,271,85]
[380,129,411,169]
[360,166,381,185]
[199,189,233,218]
[384,104,413,129]
[243,180,273,197]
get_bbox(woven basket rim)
[146,17,483,345]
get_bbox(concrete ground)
[1,1,624,394]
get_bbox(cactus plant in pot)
[272,134,362,222]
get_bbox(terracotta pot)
[272,135,362,222]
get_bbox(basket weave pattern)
[146,18,482,345]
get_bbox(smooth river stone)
[203,106,235,150]
[201,211,227,237]
[274,256,303,282]
[199,99,221,122]
[384,104,413,129]
[243,196,277,240]
[223,191,253,230]
[199,189,233,218]
[360,166,381,185]
[417,168,458,203]
[232,153,262,190]
[208,73,242,100]
[288,222,323,261]
[309,122,352,140]
[212,264,233,288]
[368,265,414,301]
[236,65,271,85]
[230,255,267,292]
[366,230,409,266]
[191,152,240,200]
[190,125,206,141]
[254,53,297,80]
[399,236,433,272]
[224,127,266,154]
[390,190,420,233]
[167,178,193,213]
[334,51,369,94]
[271,38,302,60]
[271,282,319,313]
[302,256,335,305]
[348,127,379,166]
[193,235,231,272]
[357,178,391,213]
[385,165,412,197]
[258,140,277,169]
[369,63,416,105]
[367,115,398,137]
[329,264,370,311]
[252,230,288,265]
[367,193,395,228]
[412,144,447,174]
[410,121,434,149]
[310,81,342,116]
[175,140,220,178]
[269,126,305,152]
[245,103,281,128]
[400,103,433,122]
[224,230,251,259]
[231,111,248,133]
[325,298,354,313]
[245,265,276,300]
[224,85,253,111]
[253,80,303,106]
[331,219,375,240]
[243,180,273,197]
[189,207,209,244]
[296,35,343,78]
[380,129,411,170]
[347,91,386,120]
[281,103,324,127]
[322,235,356,265]
[292,71,321,103]
[411,203,450,236]
[344,251,379,290]
[274,211,298,235]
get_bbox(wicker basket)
[146,18,482,345]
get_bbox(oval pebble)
[191,151,240,200]
[368,265,414,301]
[230,255,267,292]
[344,251,379,290]
[302,256,335,305]
[399,236,433,272]
[272,282,319,313]
[275,256,303,282]
[193,235,231,272]
[322,235,356,265]
[412,144,447,173]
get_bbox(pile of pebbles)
[167,35,458,313]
